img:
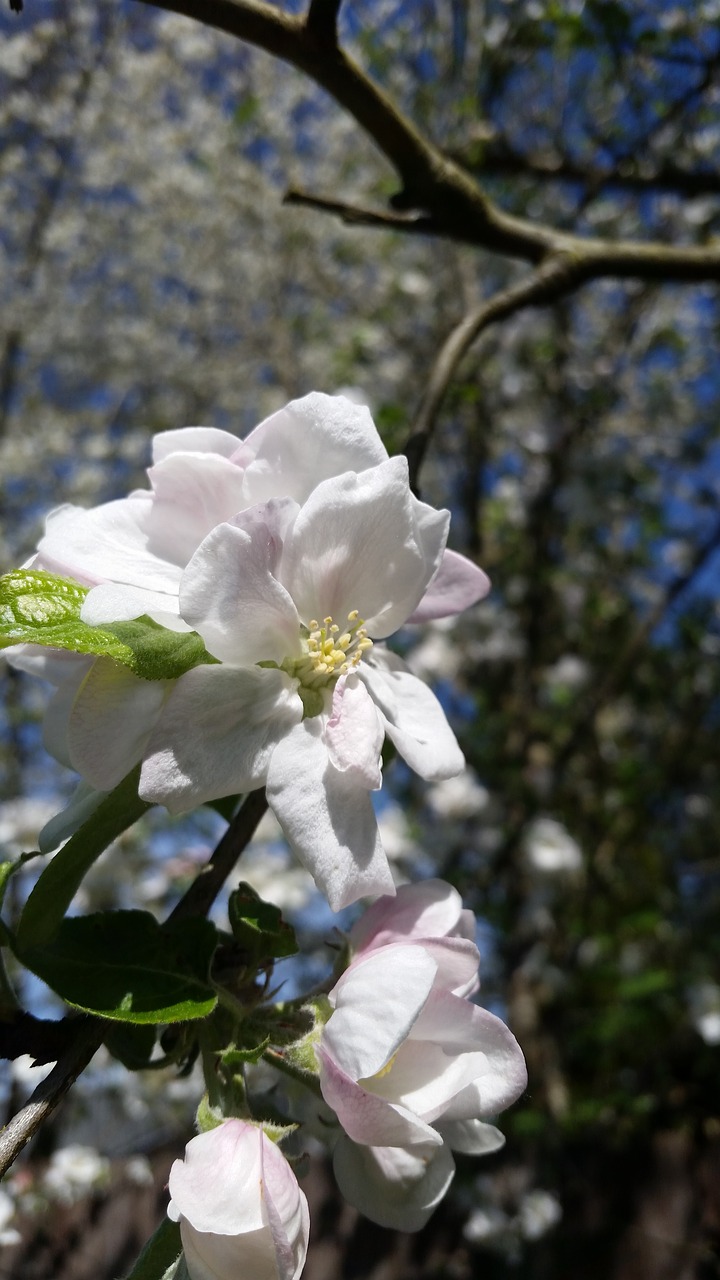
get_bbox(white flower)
[34,393,488,630]
[318,882,527,1228]
[11,395,489,852]
[43,1145,110,1204]
[522,818,582,875]
[124,463,465,909]
[167,1120,309,1280]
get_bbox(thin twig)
[0,789,269,1177]
[404,254,583,489]
[283,187,437,233]
[168,789,268,924]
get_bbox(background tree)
[1,1,719,1277]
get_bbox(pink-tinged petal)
[407,549,490,623]
[36,496,179,594]
[180,504,300,666]
[169,1122,265,1235]
[433,1118,505,1156]
[262,1141,311,1280]
[278,458,448,639]
[67,659,168,790]
[350,878,467,953]
[266,718,395,910]
[241,392,388,506]
[144,453,248,565]
[318,1047,441,1149]
[326,944,437,1079]
[362,653,464,780]
[152,426,243,462]
[140,665,301,813]
[325,675,383,790]
[332,1136,455,1232]
[80,583,185,627]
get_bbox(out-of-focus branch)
[0,789,269,1177]
[404,254,582,489]
[451,140,720,201]
[305,0,342,49]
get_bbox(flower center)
[280,610,373,716]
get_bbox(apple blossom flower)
[126,462,466,909]
[317,881,527,1229]
[168,1120,309,1280]
[33,393,488,629]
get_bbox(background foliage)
[1,0,719,1276]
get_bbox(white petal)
[407,549,490,623]
[140,665,302,813]
[144,453,248,565]
[412,994,528,1116]
[67,659,168,790]
[180,505,301,666]
[278,458,448,638]
[169,1122,265,1235]
[434,1118,505,1156]
[6,646,93,769]
[38,782,109,853]
[326,944,437,1079]
[37,496,179,594]
[241,392,388,506]
[266,718,395,910]
[325,675,383,789]
[332,1137,455,1231]
[362,652,464,780]
[80,582,184,627]
[152,426,243,462]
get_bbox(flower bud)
[168,1119,309,1280]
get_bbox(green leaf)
[17,769,151,952]
[228,884,298,961]
[104,617,216,682]
[220,1035,271,1067]
[105,1021,157,1069]
[122,1217,182,1280]
[21,911,219,1024]
[0,570,215,681]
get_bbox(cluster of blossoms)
[4,394,526,1280]
[169,882,526,1279]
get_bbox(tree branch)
[404,254,584,489]
[135,0,720,281]
[304,0,342,50]
[0,789,269,1177]
[283,186,438,232]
